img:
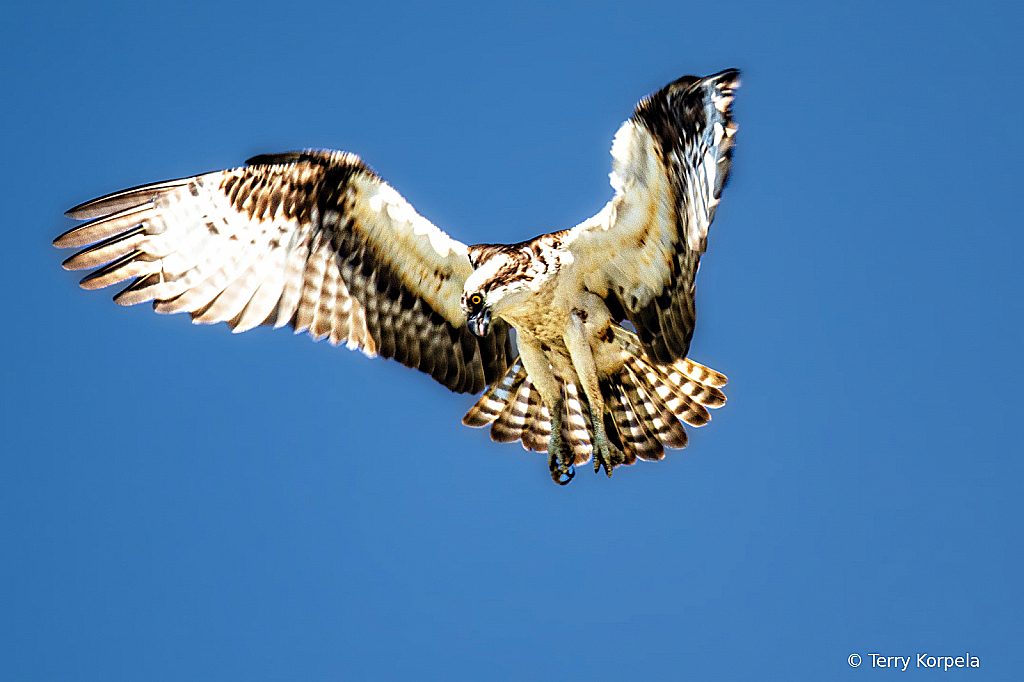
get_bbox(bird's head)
[462,289,492,337]
[462,244,540,337]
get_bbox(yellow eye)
[470,293,483,307]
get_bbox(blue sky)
[2,1,1021,679]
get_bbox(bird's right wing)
[564,70,739,363]
[55,149,513,393]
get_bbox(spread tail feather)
[462,327,727,472]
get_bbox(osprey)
[55,69,738,485]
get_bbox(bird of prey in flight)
[55,69,739,485]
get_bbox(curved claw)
[546,398,576,486]
[550,464,575,486]
[548,442,576,486]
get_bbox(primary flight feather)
[55,69,739,485]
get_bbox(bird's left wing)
[55,149,512,393]
[565,69,739,363]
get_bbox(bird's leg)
[546,398,574,485]
[585,401,623,477]
[565,308,621,477]
[515,337,575,486]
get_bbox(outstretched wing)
[565,69,739,363]
[55,149,513,393]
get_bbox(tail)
[462,328,727,470]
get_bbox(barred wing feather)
[566,69,739,363]
[56,149,513,393]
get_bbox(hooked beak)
[467,308,491,337]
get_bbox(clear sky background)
[2,1,1021,680]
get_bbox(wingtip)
[704,68,741,88]
[61,177,192,222]
[64,193,129,220]
[64,199,98,220]
[78,275,107,290]
[53,225,81,249]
